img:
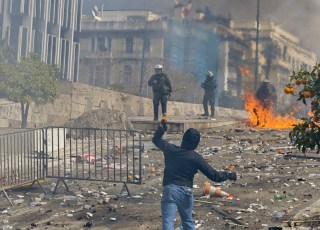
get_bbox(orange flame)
[244,91,299,129]
[239,66,253,77]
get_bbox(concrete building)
[170,6,252,108]
[171,2,317,109]
[78,5,316,110]
[0,0,82,81]
[79,7,251,107]
[79,9,166,96]
[235,21,317,110]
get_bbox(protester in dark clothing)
[152,121,237,230]
[254,79,277,126]
[256,79,277,110]
[148,64,172,121]
[201,71,217,117]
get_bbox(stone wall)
[0,82,248,128]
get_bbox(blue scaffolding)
[165,20,220,82]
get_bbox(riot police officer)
[148,64,172,121]
[201,71,217,117]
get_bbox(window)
[91,38,95,52]
[98,37,107,52]
[50,0,55,23]
[126,38,133,53]
[21,27,28,57]
[24,0,30,15]
[123,65,132,84]
[34,31,43,54]
[94,66,103,86]
[35,0,41,18]
[107,37,112,51]
[144,39,150,53]
[11,0,22,14]
[63,0,69,27]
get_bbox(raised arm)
[152,121,169,152]
[197,154,236,182]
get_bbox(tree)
[0,54,59,128]
[0,39,15,64]
[285,64,320,153]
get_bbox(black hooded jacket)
[152,126,231,188]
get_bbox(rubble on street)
[1,122,320,230]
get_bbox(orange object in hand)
[161,114,167,122]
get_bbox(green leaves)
[0,54,58,105]
[287,64,320,153]
[0,53,59,128]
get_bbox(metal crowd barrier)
[45,127,143,196]
[0,129,46,205]
[0,127,143,204]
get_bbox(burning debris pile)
[244,91,299,129]
[65,108,133,130]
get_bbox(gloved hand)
[228,172,237,181]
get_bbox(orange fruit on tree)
[295,79,302,85]
[289,87,295,93]
[284,87,292,94]
[301,79,307,85]
[309,123,316,128]
[303,91,313,98]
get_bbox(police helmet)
[154,64,163,70]
[205,71,213,77]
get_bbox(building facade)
[79,5,317,110]
[235,21,317,110]
[0,0,82,81]
[79,10,166,96]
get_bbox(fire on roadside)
[244,91,299,129]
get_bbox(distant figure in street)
[254,79,277,126]
[152,120,237,230]
[201,71,217,117]
[148,64,172,121]
[256,79,277,110]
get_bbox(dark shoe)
[201,113,209,116]
[210,114,215,118]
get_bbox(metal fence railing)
[45,127,143,195]
[0,127,143,204]
[0,129,46,205]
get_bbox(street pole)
[139,19,148,96]
[254,0,260,91]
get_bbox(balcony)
[80,51,158,60]
[81,20,166,31]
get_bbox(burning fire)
[239,66,253,77]
[244,91,299,129]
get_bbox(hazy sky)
[83,0,320,59]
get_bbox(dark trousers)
[203,92,215,116]
[153,93,167,120]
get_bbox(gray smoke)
[199,0,320,58]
